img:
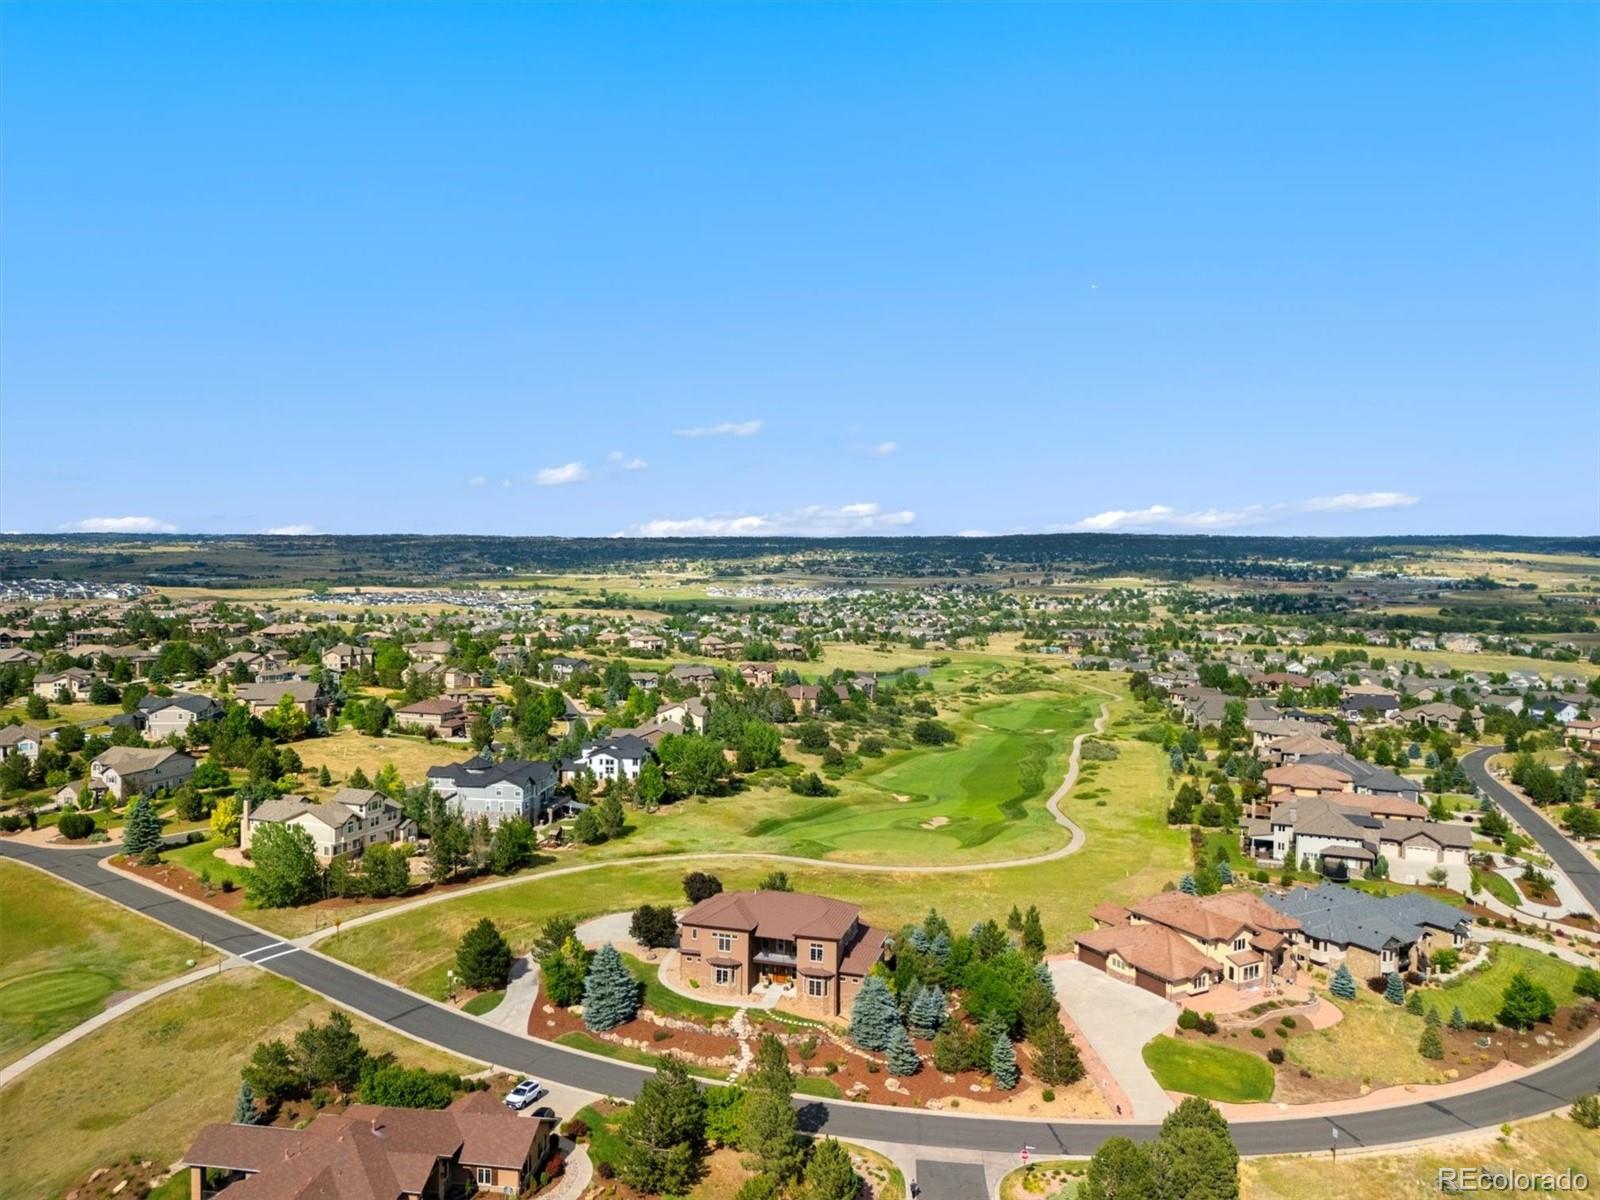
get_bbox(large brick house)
[1075,891,1300,1000]
[676,890,888,1017]
[182,1094,553,1198]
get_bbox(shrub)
[1194,1015,1218,1036]
[1279,1015,1296,1029]
[1571,1093,1600,1131]
[57,811,96,840]
[1177,1009,1200,1031]
[1267,1047,1285,1064]
[1250,1027,1266,1039]
[561,1117,590,1140]
[1041,1089,1055,1102]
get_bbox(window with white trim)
[715,932,733,953]
[809,942,823,962]
[477,1166,493,1185]
[715,966,734,986]
[807,977,828,997]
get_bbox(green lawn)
[165,835,255,890]
[1141,1035,1275,1103]
[462,990,504,1015]
[0,971,478,1200]
[318,689,1189,991]
[563,688,1099,868]
[0,861,213,1067]
[1440,943,1582,1023]
[621,954,741,1024]
[1473,869,1520,908]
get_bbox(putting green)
[0,969,118,1019]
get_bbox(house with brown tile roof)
[181,1095,553,1199]
[1076,891,1300,1000]
[676,889,888,1017]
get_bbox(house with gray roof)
[1246,795,1472,888]
[1263,882,1469,979]
[427,755,557,827]
[242,788,414,863]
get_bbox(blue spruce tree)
[582,943,641,1031]
[1330,963,1357,1001]
[885,1022,921,1076]
[848,975,902,1052]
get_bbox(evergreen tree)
[1028,1019,1085,1086]
[456,917,513,991]
[1384,972,1405,1006]
[616,1056,708,1195]
[847,974,902,1052]
[582,943,641,1031]
[1216,859,1234,885]
[317,765,333,787]
[1022,905,1046,958]
[121,793,163,860]
[232,1078,262,1124]
[1498,971,1556,1031]
[1082,1137,1155,1200]
[741,1035,805,1182]
[1178,873,1197,895]
[908,983,947,1038]
[1425,1006,1442,1028]
[1448,1005,1467,1031]
[1007,905,1024,931]
[1034,960,1056,996]
[989,1026,1019,1089]
[1330,963,1357,1001]
[802,1138,862,1200]
[1405,989,1424,1015]
[1419,1022,1444,1060]
[885,1022,921,1076]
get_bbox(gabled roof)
[1076,922,1219,983]
[1264,882,1466,953]
[427,755,554,793]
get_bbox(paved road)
[915,1159,989,1200]
[1464,747,1600,917]
[4,838,1598,1158]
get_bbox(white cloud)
[862,441,898,457]
[673,419,764,438]
[264,524,317,536]
[956,529,992,538]
[60,516,178,534]
[621,501,915,538]
[608,450,648,470]
[607,450,625,462]
[1064,491,1423,532]
[536,462,590,486]
[468,475,488,487]
[1300,491,1420,512]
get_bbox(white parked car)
[504,1079,545,1110]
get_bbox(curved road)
[3,837,1597,1158]
[1464,747,1600,916]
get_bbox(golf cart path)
[303,690,1113,945]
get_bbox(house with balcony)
[242,789,414,863]
[675,889,888,1017]
[427,754,558,827]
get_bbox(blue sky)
[2,2,1596,538]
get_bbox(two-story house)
[1075,891,1301,1000]
[241,788,415,862]
[1265,882,1469,979]
[32,668,96,702]
[676,889,888,1017]
[138,692,222,741]
[89,746,196,801]
[233,679,324,719]
[427,755,557,827]
[0,723,50,762]
[395,697,469,738]
[560,734,652,786]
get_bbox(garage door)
[1133,969,1169,997]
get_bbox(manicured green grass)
[572,1103,629,1170]
[1141,1035,1275,1103]
[1473,869,1520,909]
[0,861,211,1066]
[318,689,1189,989]
[0,971,478,1200]
[621,954,740,1024]
[165,835,254,890]
[1440,943,1581,1023]
[792,1074,844,1098]
[462,990,505,1015]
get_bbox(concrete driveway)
[1048,959,1176,1120]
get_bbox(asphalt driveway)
[1048,959,1177,1120]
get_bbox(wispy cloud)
[858,440,898,458]
[673,419,763,439]
[264,524,317,536]
[468,475,488,487]
[536,462,591,486]
[608,450,649,470]
[620,501,915,538]
[60,516,177,534]
[1063,491,1421,533]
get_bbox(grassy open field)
[0,861,214,1067]
[1241,1113,1599,1200]
[1440,943,1582,1023]
[573,689,1097,868]
[319,690,1187,994]
[1142,1035,1275,1103]
[0,971,478,1200]
[290,728,468,787]
[0,702,124,730]
[1284,987,1446,1087]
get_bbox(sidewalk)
[0,959,238,1088]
